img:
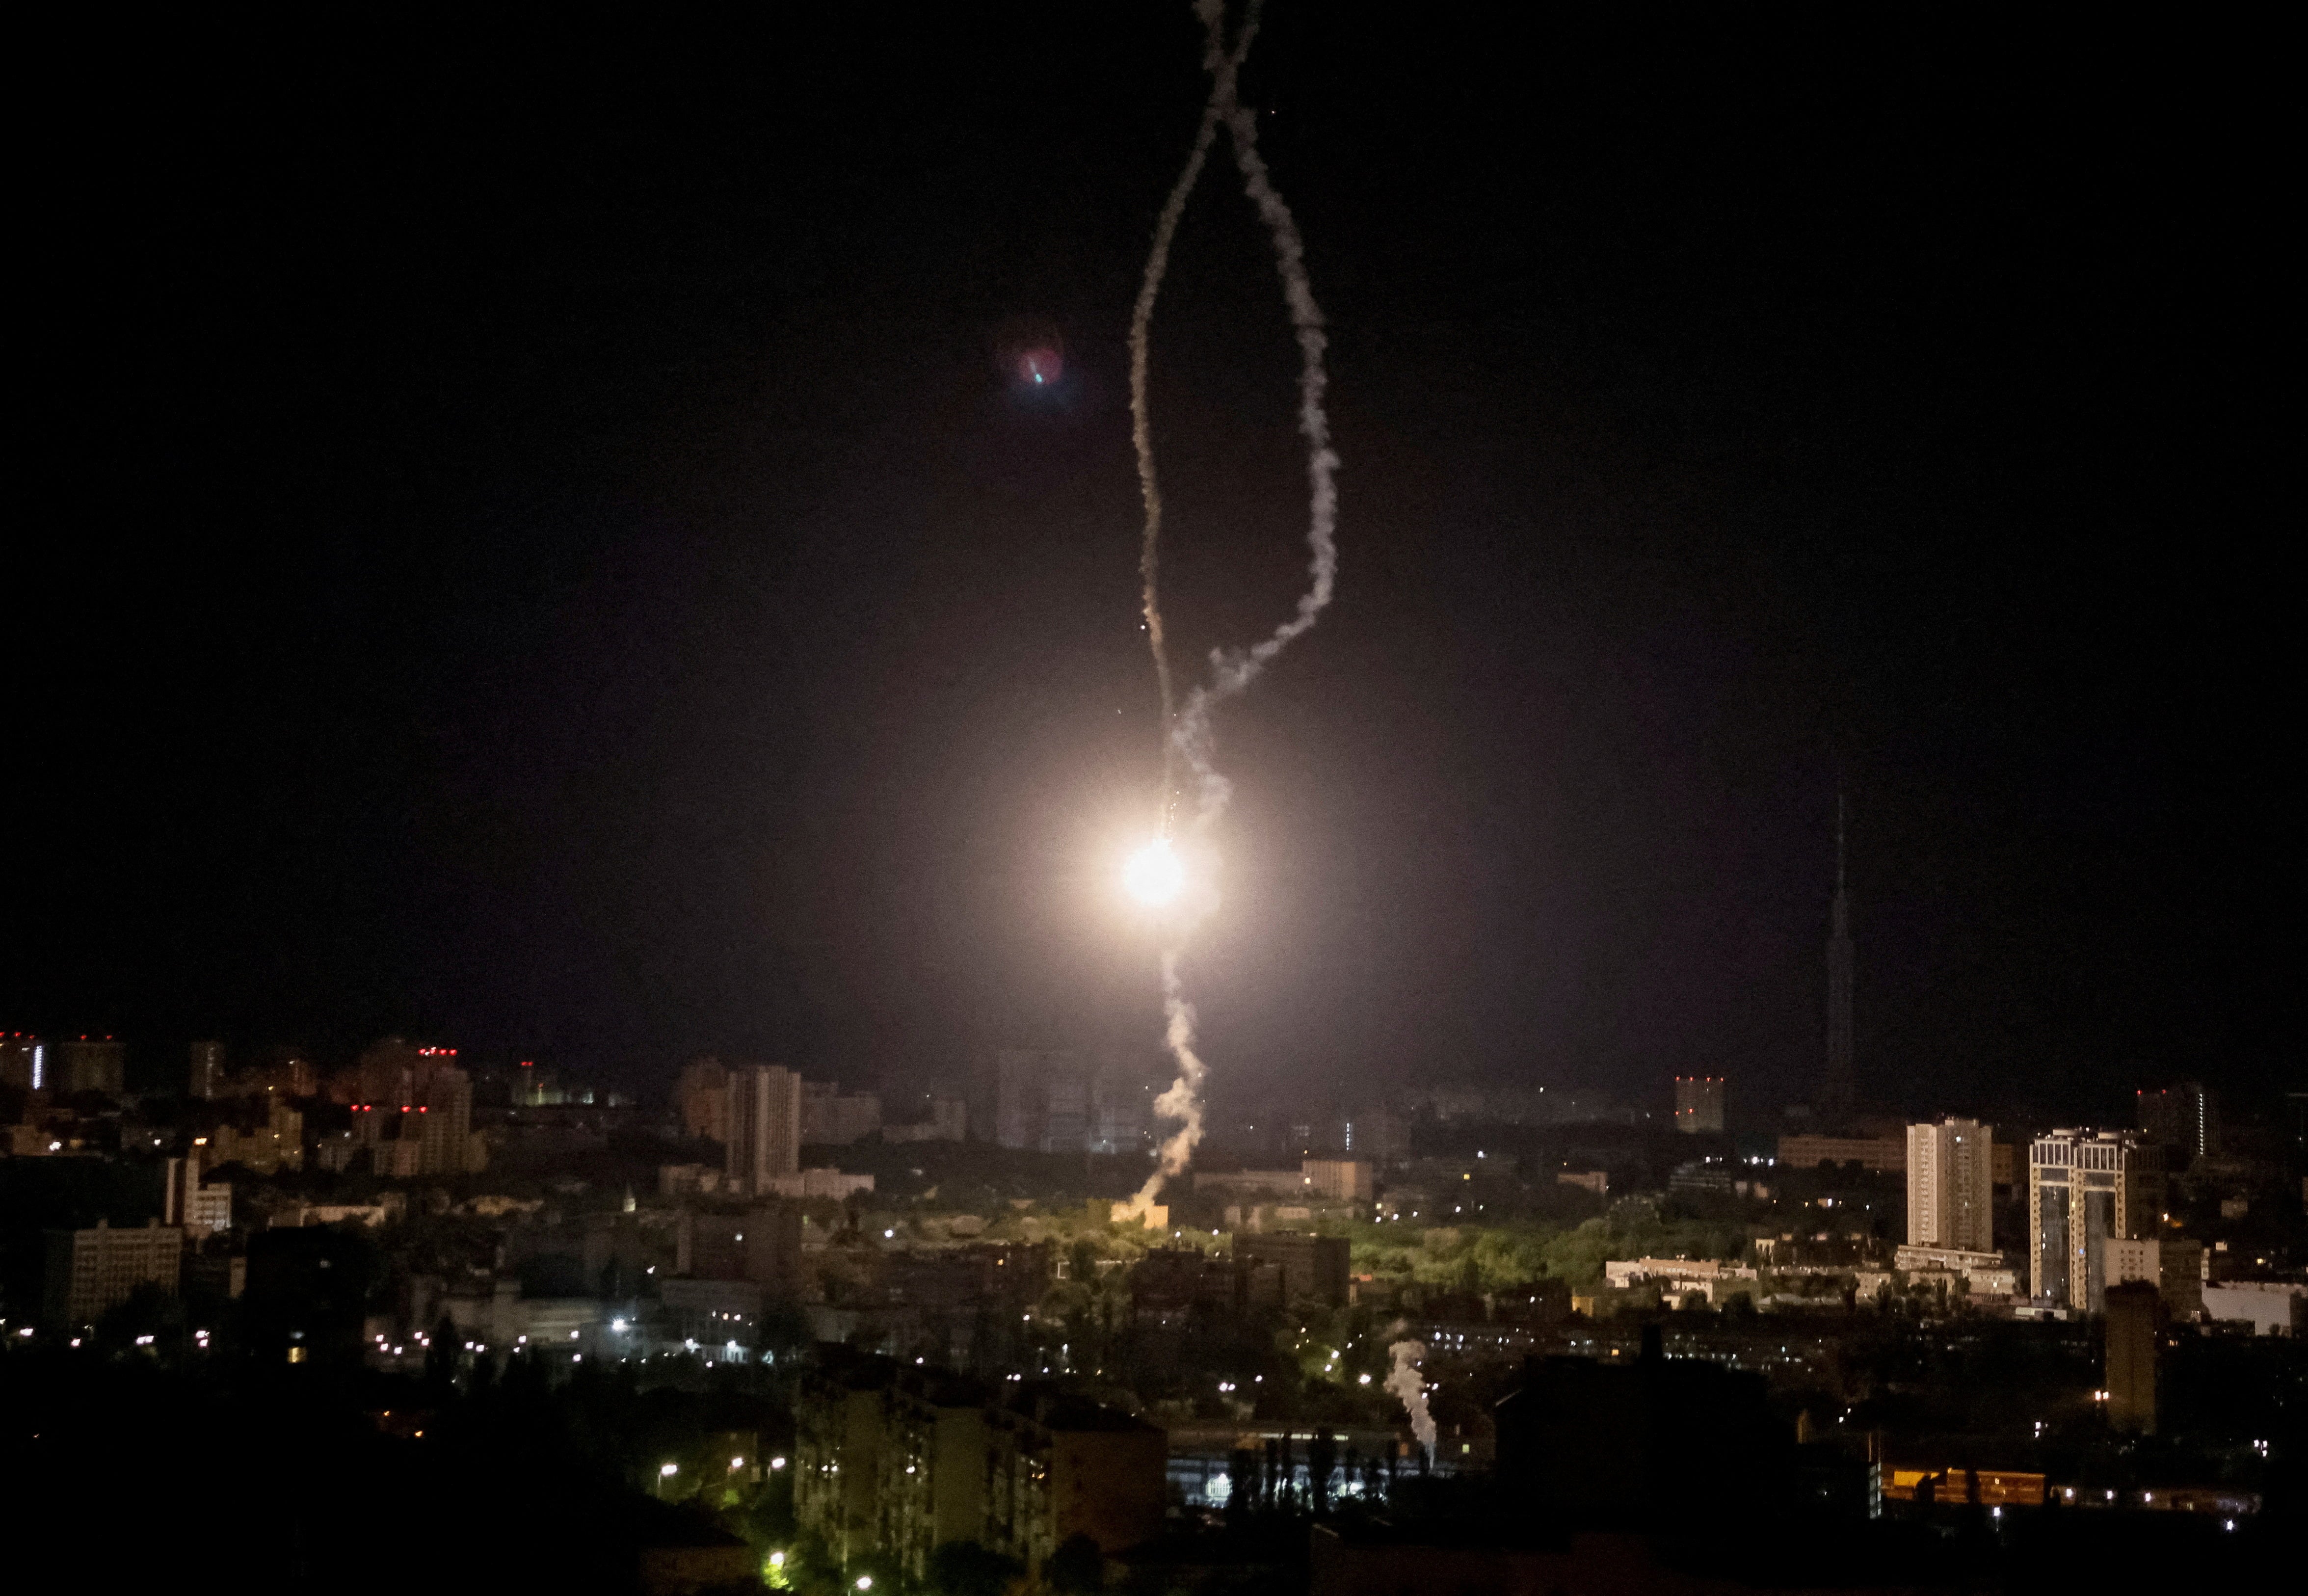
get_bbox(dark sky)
[11,9,2291,1119]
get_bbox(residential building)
[188,1040,226,1100]
[2028,1128,2163,1311]
[982,1384,1166,1575]
[2200,1281,2308,1336]
[801,1080,882,1144]
[1907,1118,1994,1252]
[1235,1232,1350,1306]
[1194,1168,1310,1199]
[43,1219,183,1327]
[1301,1159,1375,1203]
[990,1049,1164,1154]
[210,1095,305,1174]
[796,1356,896,1566]
[1891,1245,2016,1296]
[727,1065,801,1194]
[1341,1105,1406,1163]
[58,1036,126,1095]
[164,1144,235,1237]
[878,1368,993,1583]
[658,1277,767,1346]
[2137,1080,2220,1161]
[415,1066,480,1175]
[759,1167,874,1201]
[883,1097,967,1143]
[1673,1076,1725,1134]
[2105,1237,2204,1318]
[675,1204,805,1295]
[0,1033,44,1090]
[1777,1134,1904,1172]
[349,1037,462,1108]
[677,1056,730,1144]
[2104,1280,2159,1434]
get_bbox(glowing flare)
[1123,839,1185,905]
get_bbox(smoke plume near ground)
[1387,1340,1437,1460]
[1123,0,1339,1220]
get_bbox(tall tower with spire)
[1823,794,1856,1122]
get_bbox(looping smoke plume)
[1387,1340,1437,1460]
[1123,0,1338,1221]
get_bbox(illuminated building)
[727,1065,802,1194]
[188,1039,226,1100]
[2028,1128,2162,1310]
[2104,1280,2159,1434]
[42,1218,183,1328]
[1673,1076,1725,1134]
[1906,1118,1994,1252]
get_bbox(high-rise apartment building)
[677,1056,731,1143]
[800,1080,882,1144]
[2104,1280,2159,1434]
[990,1049,1164,1154]
[351,1038,460,1109]
[2137,1080,2220,1161]
[727,1065,801,1195]
[2028,1128,2163,1311]
[42,1219,183,1327]
[58,1037,126,1095]
[0,1034,43,1091]
[188,1040,227,1100]
[1907,1118,1995,1253]
[416,1066,476,1176]
[1342,1105,1406,1164]
[1673,1077,1725,1135]
[167,1146,233,1235]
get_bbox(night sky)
[11,10,2290,1119]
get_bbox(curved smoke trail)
[1125,0,1340,1217]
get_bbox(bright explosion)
[1123,839,1184,905]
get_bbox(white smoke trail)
[1129,7,1254,789]
[1125,0,1339,1219]
[1386,1340,1436,1461]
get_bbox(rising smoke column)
[1386,1340,1437,1462]
[1125,0,1341,1218]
